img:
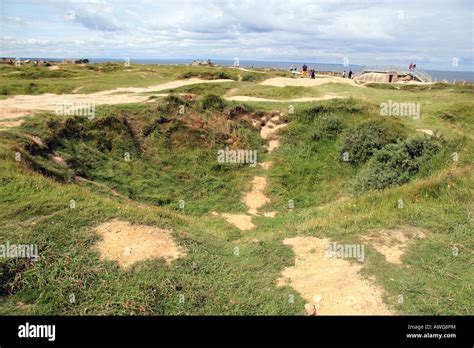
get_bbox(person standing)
[302,63,308,78]
[348,70,353,79]
[342,70,346,78]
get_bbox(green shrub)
[301,99,365,121]
[241,73,259,82]
[311,116,344,141]
[340,121,402,165]
[158,95,190,114]
[216,71,232,79]
[200,94,226,111]
[354,136,443,192]
[180,70,234,80]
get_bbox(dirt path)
[242,176,270,215]
[217,112,287,230]
[225,95,344,103]
[261,115,288,154]
[0,78,231,121]
[235,67,267,74]
[216,109,394,314]
[260,76,363,88]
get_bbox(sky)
[1,0,473,71]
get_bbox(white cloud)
[0,0,472,70]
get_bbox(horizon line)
[3,56,473,73]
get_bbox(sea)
[19,58,474,82]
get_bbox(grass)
[0,63,290,96]
[0,64,472,315]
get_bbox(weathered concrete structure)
[354,66,432,83]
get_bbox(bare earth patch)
[225,95,344,102]
[260,76,362,88]
[416,129,434,136]
[0,78,231,119]
[259,161,272,170]
[277,236,392,315]
[215,114,286,229]
[0,120,24,129]
[362,227,426,264]
[242,176,270,215]
[220,213,255,231]
[72,86,84,93]
[94,219,185,269]
[261,116,288,154]
[51,155,68,167]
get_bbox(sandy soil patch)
[268,139,281,153]
[225,95,344,102]
[260,116,287,140]
[72,86,84,93]
[51,155,67,167]
[260,76,362,88]
[48,65,59,71]
[0,120,24,129]
[277,236,392,315]
[220,213,255,231]
[416,129,434,136]
[94,219,185,269]
[261,115,288,155]
[242,176,270,215]
[236,67,266,73]
[0,108,33,120]
[214,113,287,229]
[362,227,426,264]
[259,161,272,170]
[224,88,239,97]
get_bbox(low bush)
[311,116,344,141]
[200,94,226,111]
[354,136,444,192]
[241,73,262,82]
[340,120,403,165]
[180,70,235,80]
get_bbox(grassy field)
[0,62,289,96]
[0,63,472,315]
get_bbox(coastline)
[6,57,474,82]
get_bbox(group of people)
[301,64,316,79]
[290,64,353,79]
[342,70,353,79]
[289,64,316,78]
